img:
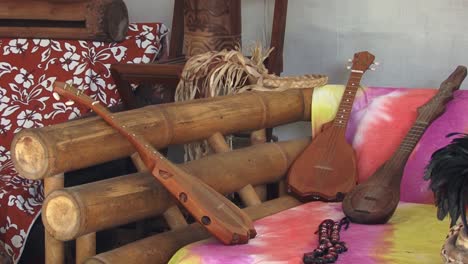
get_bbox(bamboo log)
[0,0,129,42]
[12,89,312,180]
[85,196,301,264]
[42,139,309,241]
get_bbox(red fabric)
[0,23,168,263]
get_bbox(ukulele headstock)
[53,82,99,109]
[346,51,377,73]
[417,66,467,120]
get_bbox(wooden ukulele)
[287,51,376,201]
[52,82,256,245]
[342,66,468,224]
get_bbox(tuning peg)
[52,92,60,100]
[348,59,352,62]
[370,67,376,71]
[374,62,380,66]
[65,100,75,106]
[346,66,352,70]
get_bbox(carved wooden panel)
[183,0,241,56]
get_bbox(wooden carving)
[0,0,129,41]
[52,82,255,245]
[183,0,241,56]
[287,51,376,201]
[342,66,468,224]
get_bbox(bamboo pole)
[42,139,309,241]
[12,89,312,180]
[85,196,301,264]
[44,174,65,264]
[250,129,268,201]
[76,233,96,264]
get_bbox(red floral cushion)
[0,22,168,263]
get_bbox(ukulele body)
[287,125,357,201]
[342,162,403,224]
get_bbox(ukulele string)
[392,89,454,174]
[319,80,348,182]
[328,75,360,172]
[321,74,360,190]
[386,94,437,173]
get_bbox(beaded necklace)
[303,218,350,264]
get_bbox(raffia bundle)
[175,44,328,161]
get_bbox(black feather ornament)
[424,133,468,228]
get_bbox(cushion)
[170,201,449,264]
[0,22,168,263]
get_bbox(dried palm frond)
[175,43,328,161]
[424,133,468,229]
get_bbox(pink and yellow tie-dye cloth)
[170,85,468,264]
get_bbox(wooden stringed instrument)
[342,65,468,224]
[52,82,256,245]
[287,51,376,201]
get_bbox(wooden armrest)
[156,56,188,65]
[111,63,185,109]
[111,63,184,82]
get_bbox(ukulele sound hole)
[201,216,211,225]
[354,209,370,214]
[179,192,188,203]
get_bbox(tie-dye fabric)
[170,202,449,264]
[170,86,467,263]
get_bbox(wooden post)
[12,88,313,180]
[85,196,301,264]
[42,139,309,241]
[44,174,65,264]
[169,0,184,59]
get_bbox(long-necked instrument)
[52,82,256,245]
[287,51,376,201]
[342,66,468,224]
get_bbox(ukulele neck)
[386,119,429,177]
[90,102,159,171]
[333,71,364,129]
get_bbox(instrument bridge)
[313,165,334,171]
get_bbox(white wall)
[124,0,468,140]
